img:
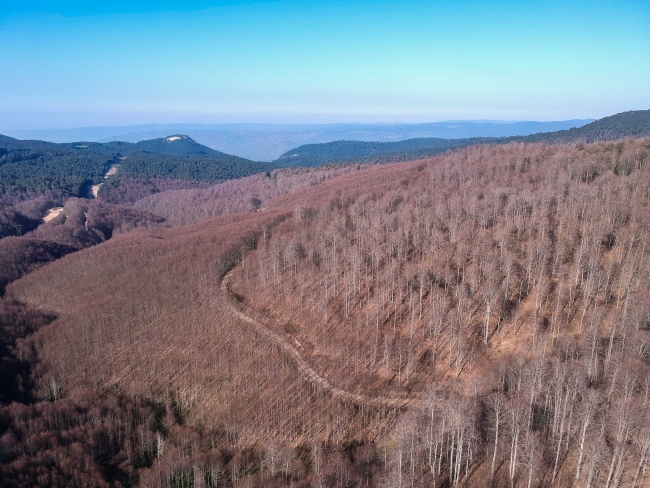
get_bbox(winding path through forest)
[221,268,424,410]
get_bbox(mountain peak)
[134,135,217,155]
[165,135,190,142]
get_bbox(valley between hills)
[2,111,650,487]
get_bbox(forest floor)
[222,265,424,410]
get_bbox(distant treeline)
[274,109,650,167]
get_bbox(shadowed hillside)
[0,198,164,294]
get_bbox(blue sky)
[1,0,648,128]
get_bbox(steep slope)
[1,134,649,486]
[4,137,650,487]
[233,138,650,485]
[0,198,164,294]
[129,164,372,226]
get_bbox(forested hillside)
[2,137,650,486]
[274,137,491,167]
[132,135,218,155]
[0,198,164,294]
[0,135,275,205]
[518,109,650,143]
[130,164,371,226]
[235,138,650,486]
[0,135,112,203]
[274,109,650,168]
[117,152,274,184]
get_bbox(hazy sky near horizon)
[1,0,648,129]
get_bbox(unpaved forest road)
[221,269,424,410]
[91,163,121,198]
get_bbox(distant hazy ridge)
[273,110,650,167]
[3,119,593,161]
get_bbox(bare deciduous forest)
[2,138,650,487]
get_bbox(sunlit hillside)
[2,137,649,486]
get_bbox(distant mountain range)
[3,119,594,161]
[1,109,649,204]
[274,110,650,167]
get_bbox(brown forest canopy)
[2,137,650,486]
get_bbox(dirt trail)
[221,269,423,410]
[91,163,121,198]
